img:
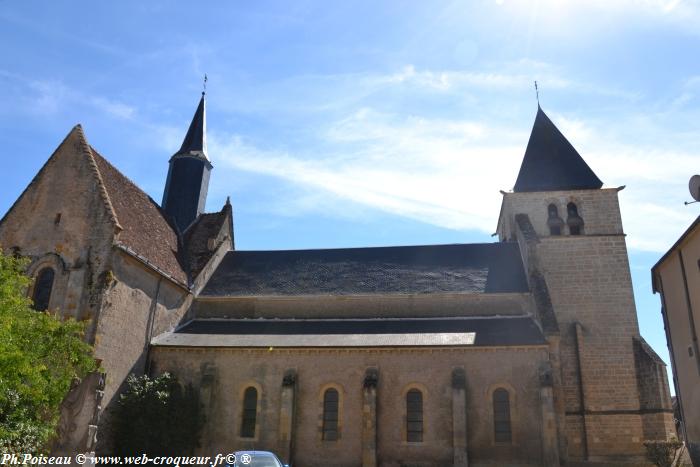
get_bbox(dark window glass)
[32,268,55,311]
[241,387,258,438]
[493,388,512,443]
[406,389,423,442]
[322,388,339,441]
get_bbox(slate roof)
[183,206,231,279]
[174,94,208,161]
[513,106,603,192]
[90,148,189,285]
[152,316,546,347]
[199,242,529,297]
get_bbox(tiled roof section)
[152,316,547,347]
[183,208,229,279]
[513,106,603,192]
[200,242,528,297]
[90,148,188,285]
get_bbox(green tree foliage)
[0,250,97,454]
[113,373,203,456]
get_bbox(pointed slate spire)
[513,106,602,192]
[174,93,208,161]
[162,94,213,232]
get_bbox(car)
[232,451,289,467]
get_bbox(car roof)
[235,451,275,456]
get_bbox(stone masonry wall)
[0,128,116,326]
[192,292,533,320]
[499,188,673,462]
[151,345,550,467]
[94,251,193,452]
[498,188,624,241]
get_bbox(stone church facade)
[0,95,676,466]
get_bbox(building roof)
[199,242,529,297]
[182,204,231,279]
[513,106,603,192]
[173,94,208,161]
[151,316,547,347]
[90,147,189,285]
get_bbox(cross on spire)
[534,80,540,106]
[203,74,208,96]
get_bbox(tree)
[112,373,204,456]
[0,250,97,454]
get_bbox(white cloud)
[3,72,137,121]
[210,86,698,254]
[90,97,136,120]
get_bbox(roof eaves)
[115,243,190,291]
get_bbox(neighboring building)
[652,215,700,466]
[0,96,676,466]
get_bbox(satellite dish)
[690,175,700,202]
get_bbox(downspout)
[144,276,163,375]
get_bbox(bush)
[112,373,204,456]
[0,251,97,454]
[644,438,686,467]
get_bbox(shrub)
[0,251,96,454]
[112,373,204,456]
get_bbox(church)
[0,93,676,466]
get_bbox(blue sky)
[1,1,699,391]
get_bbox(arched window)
[406,389,423,442]
[240,386,258,438]
[32,267,55,311]
[322,388,339,441]
[493,388,512,443]
[546,203,564,236]
[566,202,584,235]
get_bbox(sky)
[1,1,699,391]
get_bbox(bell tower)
[497,105,674,462]
[162,93,212,232]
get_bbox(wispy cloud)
[208,64,699,253]
[90,97,136,120]
[1,70,136,121]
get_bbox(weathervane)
[203,74,208,96]
[534,80,540,105]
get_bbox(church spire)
[513,106,603,192]
[174,93,208,161]
[161,94,213,233]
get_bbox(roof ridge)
[227,242,511,254]
[74,125,123,232]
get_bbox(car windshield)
[235,453,281,467]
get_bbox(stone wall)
[192,292,533,320]
[498,188,673,462]
[151,345,550,467]
[498,188,624,240]
[0,127,117,326]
